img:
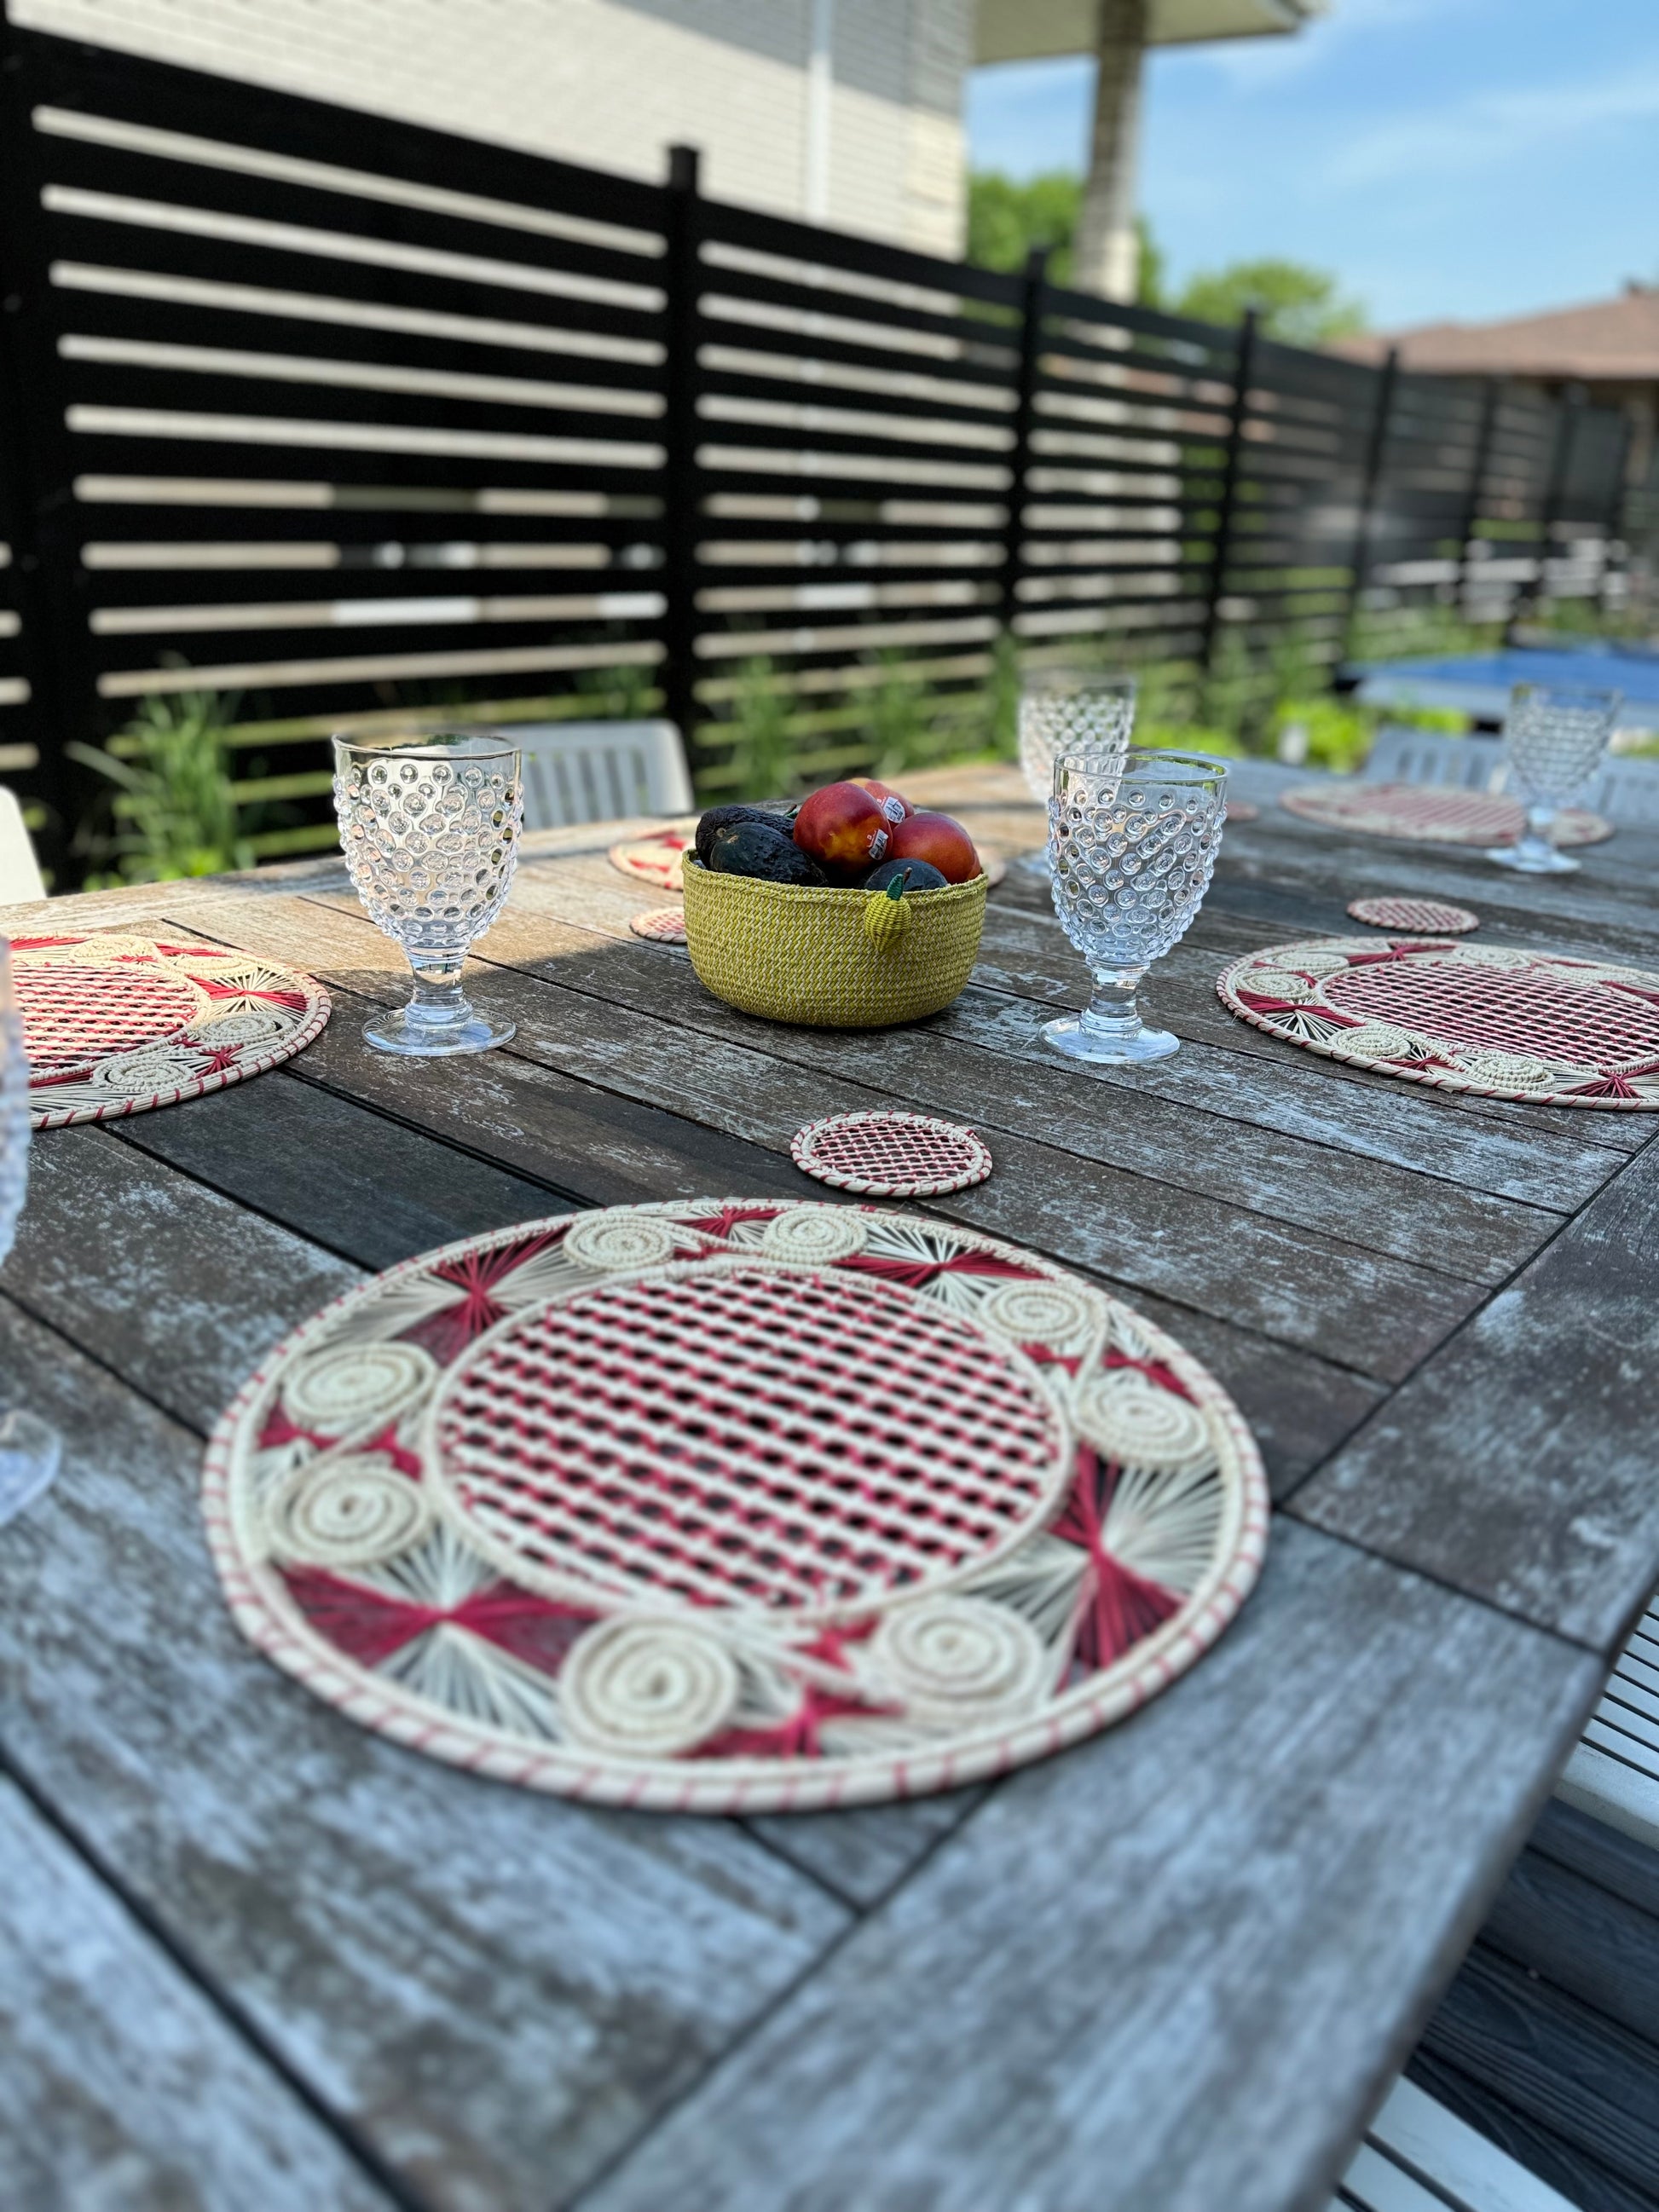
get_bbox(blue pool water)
[1351,644,1659,728]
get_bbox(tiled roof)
[1331,287,1659,381]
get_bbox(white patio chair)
[1333,2075,1577,2212]
[1555,1593,1659,1852]
[0,787,45,904]
[506,719,691,835]
[1365,724,1659,828]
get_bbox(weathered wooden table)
[4,762,1656,2212]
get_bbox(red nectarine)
[793,782,891,871]
[887,810,980,884]
[853,777,914,824]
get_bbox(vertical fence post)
[658,142,702,776]
[1202,306,1257,672]
[999,245,1048,635]
[1454,376,1500,620]
[1343,344,1398,656]
[0,20,101,882]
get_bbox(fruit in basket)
[793,783,891,872]
[707,819,827,885]
[695,802,795,867]
[863,857,947,893]
[853,777,914,825]
[887,811,980,884]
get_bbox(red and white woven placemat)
[1218,938,1659,1106]
[1280,782,1610,849]
[627,907,688,944]
[15,932,330,1129]
[791,1110,991,1197]
[204,1199,1268,1813]
[1347,897,1479,934]
[607,824,697,891]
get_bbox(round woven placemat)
[1347,897,1479,935]
[15,933,330,1129]
[1218,938,1659,1106]
[1280,782,1610,849]
[627,907,688,944]
[204,1199,1269,1813]
[607,823,697,891]
[791,1110,991,1197]
[1224,800,1260,823]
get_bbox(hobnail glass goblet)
[332,732,523,1055]
[1043,749,1228,1065]
[1486,683,1621,875]
[1017,675,1136,876]
[0,941,62,1523]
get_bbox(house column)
[1071,0,1149,301]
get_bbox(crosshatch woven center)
[1323,959,1659,1063]
[18,961,204,1075]
[433,1262,1066,1615]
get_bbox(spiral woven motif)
[1280,782,1611,849]
[204,1199,1269,1811]
[1219,937,1659,1107]
[13,933,329,1129]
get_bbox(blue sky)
[966,0,1659,332]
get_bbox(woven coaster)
[1225,800,1260,823]
[204,1199,1269,1813]
[607,823,697,890]
[627,907,688,944]
[1348,897,1479,935]
[1218,938,1659,1106]
[791,1110,991,1197]
[14,933,330,1130]
[1281,782,1610,849]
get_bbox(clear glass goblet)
[1043,749,1228,1065]
[1017,675,1136,876]
[0,941,62,1523]
[1485,683,1621,875]
[332,732,523,1055]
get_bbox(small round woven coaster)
[204,1199,1269,1813]
[791,1109,991,1197]
[1218,938,1659,1106]
[1224,800,1260,823]
[627,907,688,944]
[1281,782,1610,849]
[607,823,697,891]
[14,933,330,1130]
[1348,897,1479,935]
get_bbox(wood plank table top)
[3,761,1656,2212]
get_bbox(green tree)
[966,172,1165,307]
[1174,258,1366,344]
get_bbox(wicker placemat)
[607,823,697,890]
[1224,800,1260,823]
[791,1110,991,1197]
[1348,897,1479,934]
[627,907,688,944]
[1281,782,1610,849]
[204,1199,1269,1812]
[1218,939,1659,1106]
[15,933,330,1129]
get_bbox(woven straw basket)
[682,859,988,1027]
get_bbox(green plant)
[1175,258,1367,344]
[1271,696,1373,773]
[725,657,796,799]
[982,629,1023,759]
[575,660,657,719]
[69,686,251,882]
[865,650,933,779]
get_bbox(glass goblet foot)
[1042,972,1176,1064]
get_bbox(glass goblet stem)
[1083,967,1147,1042]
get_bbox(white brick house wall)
[14,0,974,253]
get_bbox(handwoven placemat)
[1280,782,1610,848]
[14,932,330,1129]
[627,907,688,944]
[791,1110,991,1197]
[204,1199,1268,1812]
[1218,938,1659,1106]
[607,823,697,890]
[1347,897,1478,934]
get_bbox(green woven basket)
[681,859,987,1028]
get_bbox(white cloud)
[1327,61,1659,188]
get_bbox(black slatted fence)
[0,17,1646,882]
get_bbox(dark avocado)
[695,801,796,866]
[862,856,948,892]
[706,819,827,885]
